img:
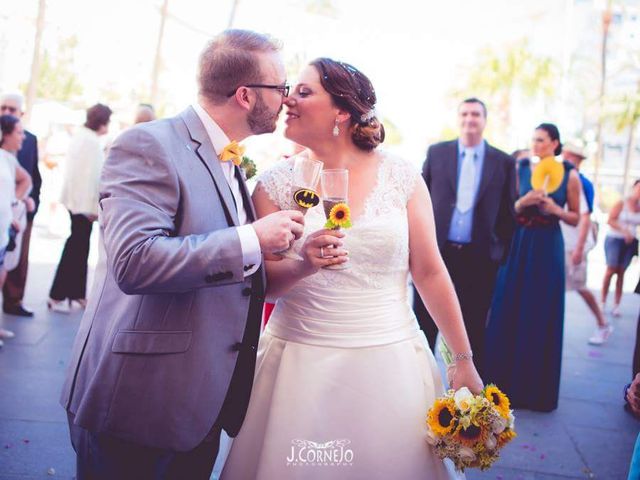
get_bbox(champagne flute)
[320,169,349,270]
[278,153,323,258]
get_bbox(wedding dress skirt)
[221,284,460,479]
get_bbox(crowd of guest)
[0,91,638,418]
[0,96,155,344]
[410,98,637,415]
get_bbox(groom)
[60,30,303,479]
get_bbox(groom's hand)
[253,210,305,254]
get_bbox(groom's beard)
[248,93,281,134]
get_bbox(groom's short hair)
[198,30,281,105]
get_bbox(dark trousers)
[413,242,498,376]
[3,219,33,307]
[68,413,221,480]
[49,213,93,300]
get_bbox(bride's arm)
[252,182,348,300]
[408,180,483,393]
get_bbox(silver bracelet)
[453,351,473,361]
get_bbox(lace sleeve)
[256,158,296,210]
[387,154,422,205]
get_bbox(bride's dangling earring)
[332,119,340,137]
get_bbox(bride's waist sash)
[265,285,420,348]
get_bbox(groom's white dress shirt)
[193,103,261,277]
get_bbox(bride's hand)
[300,229,349,273]
[447,361,483,394]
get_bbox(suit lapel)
[448,141,460,195]
[180,107,239,226]
[474,142,498,206]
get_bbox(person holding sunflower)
[484,123,581,412]
[221,58,482,479]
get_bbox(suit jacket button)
[242,287,252,296]
[232,342,242,351]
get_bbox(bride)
[221,58,482,479]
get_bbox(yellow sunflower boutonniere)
[324,203,352,229]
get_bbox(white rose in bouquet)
[454,387,474,412]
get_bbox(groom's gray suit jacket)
[60,107,265,451]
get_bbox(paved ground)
[0,221,638,479]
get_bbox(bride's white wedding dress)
[221,152,461,479]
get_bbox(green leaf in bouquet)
[439,339,454,367]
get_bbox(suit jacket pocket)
[112,330,192,354]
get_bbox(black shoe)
[3,304,34,317]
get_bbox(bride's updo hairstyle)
[311,58,385,151]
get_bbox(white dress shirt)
[192,103,261,276]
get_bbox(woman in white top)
[47,104,112,313]
[601,180,640,316]
[0,115,34,345]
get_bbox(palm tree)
[150,0,169,107]
[592,0,614,194]
[24,0,46,122]
[452,38,557,146]
[607,81,640,194]
[228,0,240,28]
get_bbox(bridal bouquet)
[426,385,516,471]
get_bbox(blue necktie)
[456,148,476,213]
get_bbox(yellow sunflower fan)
[531,157,564,194]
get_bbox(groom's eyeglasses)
[227,83,290,98]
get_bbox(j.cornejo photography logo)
[286,439,354,467]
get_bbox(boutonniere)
[240,155,257,180]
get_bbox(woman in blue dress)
[484,123,580,412]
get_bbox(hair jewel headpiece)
[360,109,376,123]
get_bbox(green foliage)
[380,115,402,145]
[464,39,557,100]
[605,88,640,133]
[33,36,83,101]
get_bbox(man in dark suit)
[1,93,41,317]
[413,97,516,374]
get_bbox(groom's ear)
[232,87,253,112]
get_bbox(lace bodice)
[259,151,421,291]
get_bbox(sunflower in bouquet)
[426,385,516,472]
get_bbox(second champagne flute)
[320,168,350,270]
